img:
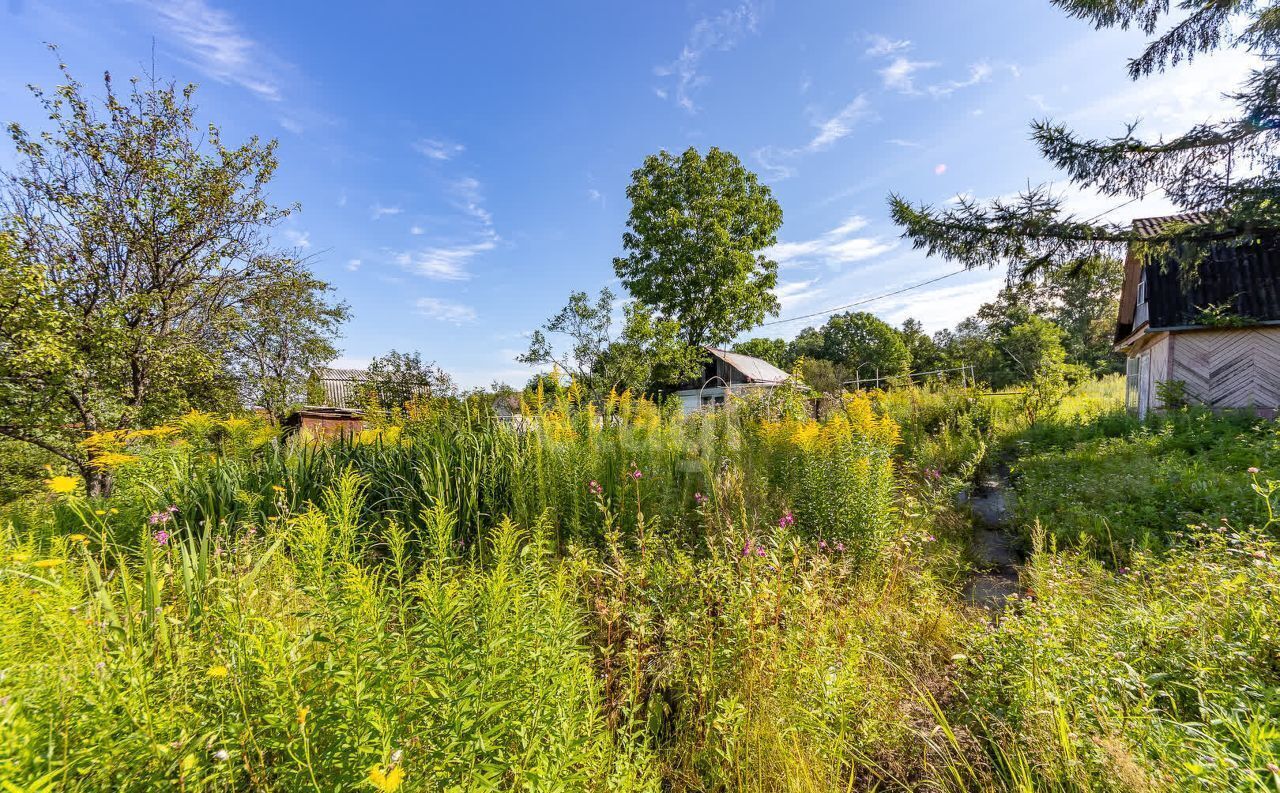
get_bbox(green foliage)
[1015,409,1279,552]
[614,147,783,346]
[961,517,1280,790]
[226,256,350,422]
[520,289,701,397]
[730,337,789,369]
[354,351,456,410]
[890,1,1280,277]
[0,61,329,494]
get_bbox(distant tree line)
[732,254,1123,393]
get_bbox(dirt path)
[959,465,1022,612]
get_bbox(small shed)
[311,367,373,409]
[1115,212,1280,417]
[674,347,793,413]
[284,407,364,439]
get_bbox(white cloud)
[587,188,604,205]
[138,0,284,101]
[878,275,1005,332]
[774,279,821,312]
[415,297,477,324]
[414,138,465,160]
[394,241,493,280]
[880,56,937,93]
[766,213,896,269]
[370,204,403,220]
[934,163,948,175]
[753,95,872,179]
[807,95,873,151]
[887,138,922,148]
[345,258,362,271]
[1065,47,1257,140]
[926,61,995,97]
[283,229,311,249]
[865,35,912,58]
[410,225,425,235]
[453,177,494,227]
[655,1,761,112]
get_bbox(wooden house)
[674,347,793,413]
[283,406,364,439]
[1114,212,1280,418]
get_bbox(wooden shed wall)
[1169,327,1280,412]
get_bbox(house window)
[1136,268,1147,305]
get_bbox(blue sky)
[0,1,1255,387]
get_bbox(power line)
[759,268,968,327]
[758,187,1162,329]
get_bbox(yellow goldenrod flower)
[45,476,77,494]
[68,534,88,543]
[94,510,106,516]
[11,552,30,563]
[207,665,229,679]
[32,559,65,569]
[368,764,404,792]
[271,485,286,493]
[110,508,119,515]
[296,705,310,726]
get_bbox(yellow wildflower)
[109,508,119,515]
[32,559,65,569]
[296,705,310,726]
[368,764,405,792]
[271,485,286,493]
[94,509,106,516]
[92,452,139,467]
[68,534,88,543]
[45,476,77,494]
[207,665,229,679]
[10,552,30,563]
[180,753,197,773]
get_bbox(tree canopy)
[0,61,345,493]
[519,288,701,398]
[889,0,1280,280]
[613,147,784,347]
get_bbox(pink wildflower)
[1249,467,1261,474]
[778,511,795,529]
[153,529,170,546]
[836,542,845,552]
[742,539,753,557]
[694,492,707,505]
[755,546,766,557]
[587,480,603,495]
[819,540,828,551]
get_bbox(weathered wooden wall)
[1168,327,1280,414]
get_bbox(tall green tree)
[614,147,784,346]
[226,256,350,423]
[806,311,912,379]
[890,0,1280,280]
[0,61,313,495]
[355,351,456,410]
[519,288,701,398]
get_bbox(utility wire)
[758,187,1162,329]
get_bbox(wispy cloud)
[346,258,362,272]
[138,0,284,101]
[415,297,477,324]
[414,138,465,160]
[392,178,500,281]
[587,188,604,205]
[654,1,761,113]
[807,96,873,151]
[370,203,403,220]
[394,242,493,281]
[879,56,937,93]
[926,61,994,97]
[887,138,922,148]
[864,34,912,58]
[283,229,311,249]
[410,225,425,235]
[753,95,872,180]
[766,213,896,269]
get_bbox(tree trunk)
[77,462,113,499]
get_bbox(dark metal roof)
[1142,233,1280,329]
[1131,211,1223,239]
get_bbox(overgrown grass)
[0,393,984,791]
